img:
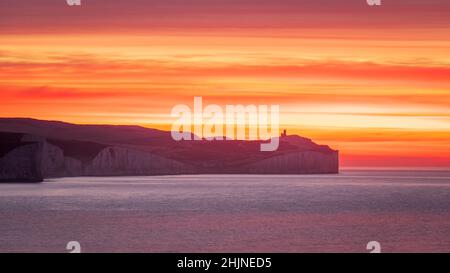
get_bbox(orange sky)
[0,0,449,168]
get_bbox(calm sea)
[0,170,449,253]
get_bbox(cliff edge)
[0,118,339,180]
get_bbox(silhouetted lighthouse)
[281,129,287,137]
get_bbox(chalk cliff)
[246,151,339,174]
[1,132,192,179]
[0,133,43,182]
[0,118,339,181]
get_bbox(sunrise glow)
[1,0,449,167]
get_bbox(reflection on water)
[0,170,449,252]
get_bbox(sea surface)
[0,170,449,253]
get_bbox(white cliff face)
[36,142,191,177]
[0,142,43,182]
[41,141,79,177]
[246,151,339,174]
[1,119,340,178]
[21,135,82,178]
[39,143,338,176]
[84,146,190,176]
[11,134,192,178]
[2,132,339,180]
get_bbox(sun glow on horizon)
[1,0,449,167]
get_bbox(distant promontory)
[0,118,339,182]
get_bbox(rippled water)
[0,170,449,253]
